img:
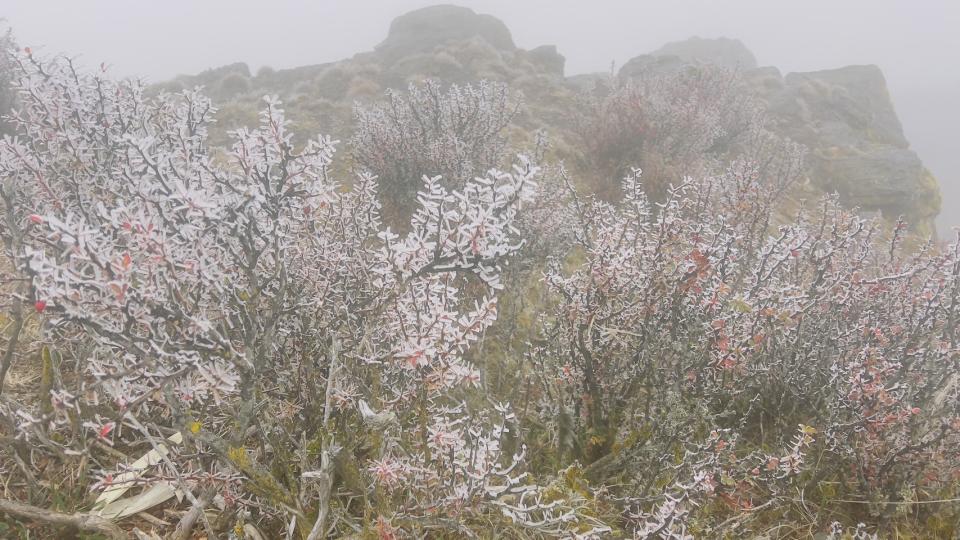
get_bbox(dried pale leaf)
[97,482,177,520]
[93,432,183,511]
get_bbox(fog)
[5,0,960,233]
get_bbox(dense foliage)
[351,79,519,225]
[570,69,758,201]
[0,43,958,540]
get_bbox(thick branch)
[0,498,125,539]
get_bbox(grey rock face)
[762,65,939,228]
[618,54,690,78]
[620,36,940,233]
[375,5,516,62]
[524,45,566,77]
[618,37,756,78]
[780,65,907,148]
[652,37,758,70]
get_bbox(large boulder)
[619,37,756,78]
[619,36,941,233]
[652,37,757,70]
[369,7,564,87]
[375,5,515,62]
[523,45,566,77]
[778,65,908,147]
[618,53,690,78]
[760,65,940,231]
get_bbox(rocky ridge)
[156,4,941,233]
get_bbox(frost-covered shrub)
[533,161,960,535]
[572,67,760,200]
[0,47,604,538]
[351,79,520,225]
[0,38,957,540]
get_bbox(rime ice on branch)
[0,47,609,537]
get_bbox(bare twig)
[171,487,215,540]
[304,449,334,540]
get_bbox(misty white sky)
[4,0,960,231]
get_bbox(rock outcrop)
[374,5,515,62]
[619,37,940,234]
[620,37,757,79]
[366,5,562,87]
[652,37,758,70]
[758,65,940,229]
